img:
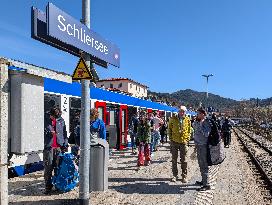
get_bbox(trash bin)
[90,138,109,192]
[107,125,117,148]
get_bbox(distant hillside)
[248,97,272,107]
[148,89,239,110]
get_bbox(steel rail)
[237,127,272,155]
[233,128,272,191]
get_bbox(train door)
[106,104,119,149]
[119,105,128,150]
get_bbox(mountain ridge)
[148,89,272,109]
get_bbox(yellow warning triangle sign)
[72,57,93,80]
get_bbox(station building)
[96,78,148,98]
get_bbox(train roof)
[5,58,178,112]
[44,78,178,112]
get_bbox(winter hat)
[180,106,187,111]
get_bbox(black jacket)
[44,115,68,149]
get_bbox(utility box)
[107,125,117,149]
[10,71,44,153]
[90,138,109,192]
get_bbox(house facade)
[96,78,148,98]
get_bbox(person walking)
[193,108,211,191]
[43,106,68,194]
[222,118,232,148]
[160,121,167,143]
[168,106,191,183]
[152,112,164,151]
[137,111,152,167]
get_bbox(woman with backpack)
[137,111,152,167]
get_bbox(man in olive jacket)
[168,106,191,182]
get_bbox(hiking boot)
[195,181,203,186]
[171,176,178,182]
[145,161,151,166]
[197,185,211,191]
[181,177,187,183]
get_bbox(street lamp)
[202,74,213,99]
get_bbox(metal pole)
[79,0,91,204]
[206,77,209,99]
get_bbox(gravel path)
[212,133,266,205]
[8,137,267,205]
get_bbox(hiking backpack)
[52,153,79,192]
[208,119,221,146]
[207,119,226,165]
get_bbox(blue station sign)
[46,3,120,67]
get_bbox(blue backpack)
[52,153,79,192]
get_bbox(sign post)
[79,1,91,204]
[31,2,120,204]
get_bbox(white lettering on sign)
[58,15,109,55]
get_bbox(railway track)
[233,127,272,202]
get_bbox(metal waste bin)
[90,138,109,192]
[107,125,117,148]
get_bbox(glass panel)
[69,97,81,132]
[98,107,104,120]
[122,134,125,144]
[110,110,115,125]
[44,93,61,113]
[122,110,125,132]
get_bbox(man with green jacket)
[168,106,191,182]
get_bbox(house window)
[139,87,141,92]
[130,83,132,89]
[118,83,122,88]
[136,85,138,90]
[110,84,113,88]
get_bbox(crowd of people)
[43,107,106,194]
[128,106,233,191]
[43,105,233,194]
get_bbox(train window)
[70,98,81,109]
[109,110,115,125]
[44,93,61,114]
[70,97,81,132]
[98,107,104,121]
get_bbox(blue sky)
[0,0,271,100]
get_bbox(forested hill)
[148,89,239,109]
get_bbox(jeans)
[152,130,161,151]
[43,148,61,190]
[196,144,209,186]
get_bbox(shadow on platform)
[110,182,198,194]
[9,199,80,205]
